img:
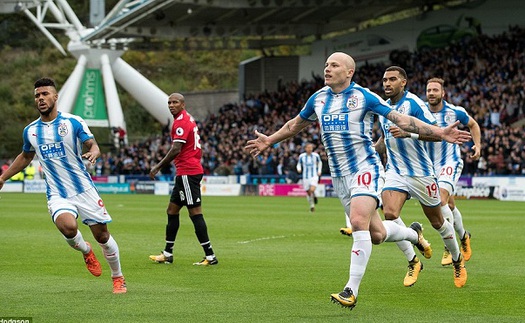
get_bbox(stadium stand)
[93,25,524,179]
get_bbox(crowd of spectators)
[86,25,524,179]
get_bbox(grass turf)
[1,193,524,322]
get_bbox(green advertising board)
[73,69,109,127]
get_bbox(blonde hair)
[427,77,445,88]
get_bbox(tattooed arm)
[386,110,470,144]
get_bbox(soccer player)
[296,142,322,212]
[425,77,481,265]
[0,77,126,294]
[149,93,218,266]
[376,66,467,288]
[245,52,471,309]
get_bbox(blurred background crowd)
[2,26,524,181]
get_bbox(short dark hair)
[385,66,407,80]
[34,77,57,89]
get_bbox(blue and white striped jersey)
[379,91,436,177]
[426,100,470,169]
[22,111,96,199]
[299,82,392,177]
[297,152,322,179]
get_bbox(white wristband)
[410,133,419,140]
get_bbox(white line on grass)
[237,235,287,244]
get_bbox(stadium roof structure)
[0,0,477,51]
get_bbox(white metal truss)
[0,0,172,130]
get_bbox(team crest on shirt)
[346,96,359,110]
[58,123,68,137]
[397,103,409,115]
[176,127,184,136]
[444,111,456,124]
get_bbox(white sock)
[346,231,372,298]
[99,235,123,278]
[452,207,466,239]
[306,195,314,207]
[383,220,418,244]
[65,231,90,254]
[392,217,416,261]
[437,221,461,261]
[441,205,454,227]
[345,212,351,228]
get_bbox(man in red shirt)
[149,93,218,266]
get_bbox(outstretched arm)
[245,115,311,157]
[388,125,441,142]
[386,110,471,144]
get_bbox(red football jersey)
[171,109,203,175]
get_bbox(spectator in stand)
[92,26,524,180]
[1,159,11,175]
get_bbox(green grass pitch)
[1,193,524,322]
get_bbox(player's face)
[324,54,353,89]
[305,144,314,153]
[426,82,444,106]
[168,95,185,116]
[34,86,58,117]
[382,71,406,98]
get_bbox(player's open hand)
[442,121,471,144]
[245,130,271,157]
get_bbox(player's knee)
[55,213,78,236]
[90,224,110,244]
[60,227,78,239]
[429,217,444,230]
[94,231,110,244]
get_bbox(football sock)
[383,219,417,244]
[164,213,180,253]
[452,207,466,239]
[437,221,461,261]
[65,230,90,254]
[99,235,123,277]
[441,205,454,227]
[347,230,372,298]
[191,214,214,256]
[393,217,417,261]
[344,212,351,228]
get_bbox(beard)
[37,102,55,116]
[429,97,442,106]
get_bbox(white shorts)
[47,187,112,226]
[301,176,319,191]
[435,162,464,195]
[383,170,440,207]
[332,166,385,215]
